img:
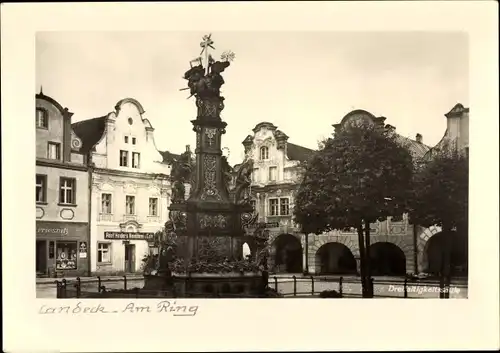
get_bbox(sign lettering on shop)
[104,232,155,241]
[248,222,280,229]
[37,227,69,235]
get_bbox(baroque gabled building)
[36,91,90,277]
[236,122,314,273]
[72,98,172,275]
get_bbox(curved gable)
[115,98,145,115]
[36,93,73,118]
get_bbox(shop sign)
[36,221,88,238]
[248,222,280,229]
[104,232,155,241]
[37,226,69,235]
[79,242,88,259]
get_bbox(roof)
[159,151,181,165]
[396,135,431,160]
[36,93,74,118]
[71,116,107,154]
[286,142,315,162]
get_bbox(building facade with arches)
[72,98,173,275]
[237,105,468,276]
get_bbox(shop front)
[95,231,155,274]
[36,221,90,277]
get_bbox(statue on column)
[233,157,254,205]
[181,34,235,101]
[170,150,193,203]
[221,155,233,195]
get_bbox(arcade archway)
[315,242,357,274]
[425,232,468,275]
[369,242,406,276]
[272,234,303,273]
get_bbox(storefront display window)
[56,241,77,270]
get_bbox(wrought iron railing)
[52,274,467,299]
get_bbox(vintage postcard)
[2,1,499,352]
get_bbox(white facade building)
[72,98,172,274]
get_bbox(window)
[101,193,112,214]
[97,243,111,263]
[269,198,279,216]
[252,168,259,183]
[124,136,129,143]
[132,137,136,145]
[269,166,278,181]
[250,200,256,212]
[126,195,135,215]
[56,241,77,270]
[48,142,61,160]
[149,197,158,216]
[260,146,269,160]
[132,152,140,168]
[120,150,129,167]
[36,108,48,129]
[59,178,76,205]
[36,174,47,203]
[280,198,290,216]
[269,197,289,216]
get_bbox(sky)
[36,31,468,166]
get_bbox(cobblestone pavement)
[37,276,467,299]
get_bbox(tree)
[294,121,414,297]
[410,145,468,297]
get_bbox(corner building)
[72,98,172,275]
[36,92,90,277]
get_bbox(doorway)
[36,240,47,274]
[124,244,136,273]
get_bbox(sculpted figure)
[183,61,231,99]
[221,155,233,195]
[233,157,254,205]
[170,151,193,203]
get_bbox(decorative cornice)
[250,182,297,193]
[119,219,143,230]
[36,158,88,172]
[115,98,145,115]
[445,103,469,118]
[93,168,170,180]
[252,122,277,133]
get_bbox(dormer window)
[260,146,269,160]
[36,108,48,129]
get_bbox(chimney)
[416,133,423,144]
[185,145,190,152]
[385,124,396,133]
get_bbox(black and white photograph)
[2,2,499,352]
[34,30,471,299]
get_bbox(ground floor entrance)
[36,240,47,274]
[124,243,136,273]
[272,234,303,273]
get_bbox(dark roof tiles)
[71,116,107,154]
[286,142,315,162]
